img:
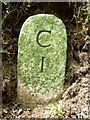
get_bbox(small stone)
[18,109,23,115]
[27,108,32,111]
[3,109,8,114]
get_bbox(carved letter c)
[36,30,51,47]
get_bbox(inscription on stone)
[17,14,67,106]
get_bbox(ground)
[2,73,89,118]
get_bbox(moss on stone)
[18,14,67,102]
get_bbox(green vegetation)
[86,39,90,44]
[51,103,65,118]
[75,3,90,24]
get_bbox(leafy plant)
[51,103,65,118]
[27,0,32,7]
[0,0,8,5]
[0,47,5,53]
[86,39,90,44]
[75,3,89,25]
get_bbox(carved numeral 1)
[41,57,45,72]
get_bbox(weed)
[51,103,65,118]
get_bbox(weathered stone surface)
[17,14,67,107]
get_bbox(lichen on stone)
[18,14,67,104]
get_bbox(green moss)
[18,14,67,98]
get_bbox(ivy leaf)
[27,0,32,5]
[0,47,5,53]
[0,0,8,5]
[86,39,90,44]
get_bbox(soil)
[1,2,90,119]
